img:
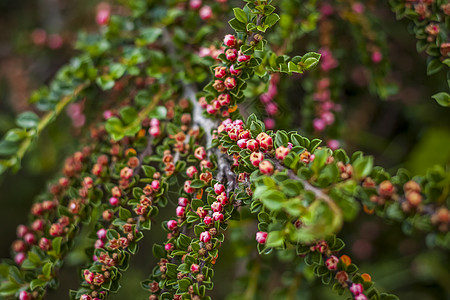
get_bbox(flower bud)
[14,252,26,265]
[246,139,259,152]
[39,237,51,251]
[223,35,236,47]
[225,49,238,61]
[218,94,231,106]
[211,201,222,212]
[32,219,44,232]
[350,283,364,295]
[178,197,189,207]
[203,216,213,225]
[184,180,194,193]
[250,152,264,167]
[149,126,160,137]
[213,80,226,92]
[176,206,186,217]
[151,180,160,191]
[259,160,274,175]
[256,132,273,151]
[212,212,224,221]
[230,65,241,76]
[199,6,212,20]
[379,180,395,198]
[200,231,211,243]
[214,183,225,194]
[214,66,227,78]
[167,220,178,231]
[325,255,339,270]
[19,291,31,300]
[256,231,267,244]
[237,139,248,149]
[165,243,174,251]
[97,228,107,240]
[224,77,237,89]
[217,192,228,205]
[237,51,251,62]
[275,146,290,160]
[24,233,36,245]
[190,263,200,273]
[194,147,206,160]
[109,197,119,206]
[49,223,63,237]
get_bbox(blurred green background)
[0,0,449,299]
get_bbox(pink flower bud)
[259,160,274,175]
[246,139,259,152]
[109,197,119,206]
[190,263,200,273]
[230,65,241,76]
[49,223,63,237]
[151,180,160,191]
[371,51,382,63]
[176,206,186,217]
[203,216,213,225]
[95,239,104,249]
[325,255,339,270]
[355,294,368,300]
[194,147,206,160]
[250,152,264,167]
[212,212,224,221]
[321,111,335,125]
[167,220,178,231]
[149,126,160,137]
[218,94,231,106]
[31,219,44,232]
[313,118,326,131]
[97,228,107,240]
[327,139,340,150]
[275,146,290,160]
[206,104,217,114]
[350,283,364,295]
[211,201,223,212]
[224,77,237,89]
[189,0,202,9]
[223,35,236,47]
[237,51,251,62]
[165,243,174,251]
[150,118,160,127]
[19,291,31,300]
[178,197,189,207]
[39,237,51,251]
[225,49,238,61]
[199,231,211,243]
[80,294,93,300]
[214,66,227,78]
[184,180,194,194]
[214,183,225,194]
[212,100,221,110]
[14,252,26,265]
[237,139,248,149]
[199,6,212,20]
[256,231,267,244]
[120,167,133,180]
[217,192,228,205]
[96,9,110,26]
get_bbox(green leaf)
[264,13,280,28]
[4,129,28,142]
[52,237,62,255]
[152,244,166,259]
[301,52,321,71]
[353,156,374,179]
[119,106,138,125]
[119,207,132,221]
[266,231,284,248]
[259,190,286,211]
[233,8,247,23]
[148,106,167,119]
[431,92,450,107]
[229,18,246,32]
[30,278,47,290]
[16,111,39,129]
[0,281,20,296]
[427,58,443,75]
[190,179,205,189]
